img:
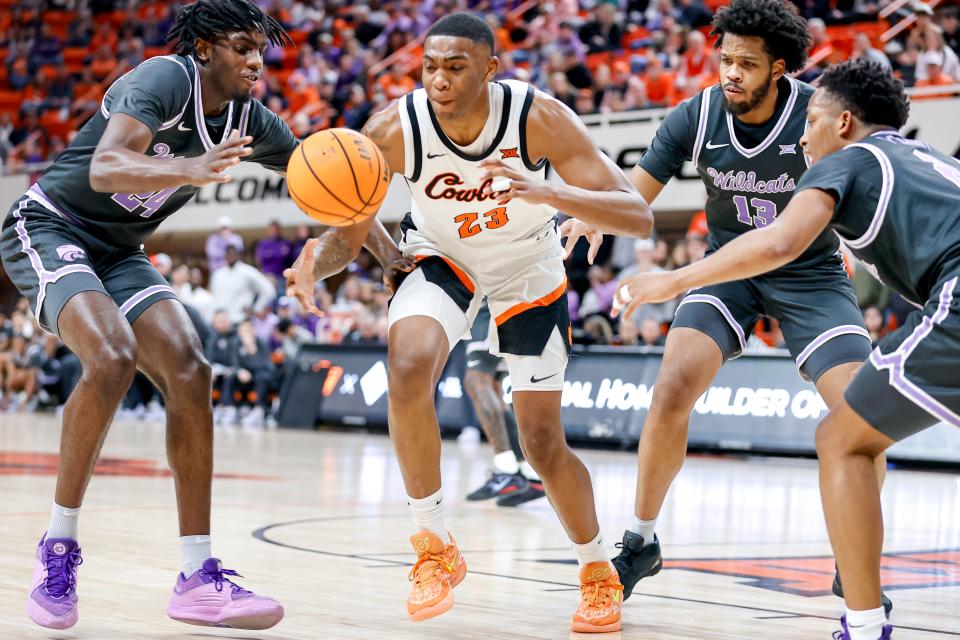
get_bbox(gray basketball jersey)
[28,54,297,248]
[639,77,839,270]
[796,130,960,305]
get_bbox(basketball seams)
[297,141,361,215]
[287,181,357,224]
[329,130,366,210]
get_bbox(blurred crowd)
[0,210,914,420]
[3,0,959,173]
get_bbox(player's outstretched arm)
[613,188,836,318]
[89,113,253,193]
[493,92,653,238]
[284,218,374,315]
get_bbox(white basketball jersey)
[397,80,563,285]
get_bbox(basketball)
[285,128,390,226]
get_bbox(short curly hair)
[711,0,811,73]
[818,59,910,129]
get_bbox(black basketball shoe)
[611,530,663,600]
[495,478,546,507]
[465,472,524,501]
[832,564,893,617]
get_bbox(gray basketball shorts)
[1,195,177,336]
[845,275,960,441]
[672,259,872,383]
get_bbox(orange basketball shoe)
[570,561,624,633]
[406,531,467,622]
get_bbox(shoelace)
[580,578,624,610]
[202,566,252,594]
[43,549,83,598]
[408,551,455,587]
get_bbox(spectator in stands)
[29,23,64,70]
[894,40,922,86]
[0,113,13,163]
[211,245,277,324]
[378,62,416,101]
[46,64,75,113]
[548,71,578,111]
[256,220,293,285]
[914,50,956,97]
[555,21,588,62]
[353,5,384,46]
[273,317,314,361]
[342,84,373,130]
[645,0,678,33]
[222,320,274,428]
[851,32,891,69]
[90,21,118,55]
[863,306,886,346]
[7,54,30,90]
[642,55,677,107]
[582,315,615,345]
[252,304,279,344]
[619,238,677,325]
[918,28,960,81]
[616,315,640,346]
[639,318,666,347]
[677,0,713,29]
[574,88,598,116]
[153,252,173,282]
[579,264,618,318]
[205,215,244,272]
[90,43,119,82]
[1,334,38,411]
[941,8,960,58]
[67,14,94,47]
[676,30,717,98]
[602,60,649,111]
[343,308,383,345]
[798,17,833,82]
[909,3,937,48]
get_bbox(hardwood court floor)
[0,414,958,639]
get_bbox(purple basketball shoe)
[27,534,82,629]
[833,615,894,639]
[167,558,284,629]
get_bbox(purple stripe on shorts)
[870,277,960,427]
[795,324,870,372]
[119,284,176,316]
[677,294,747,353]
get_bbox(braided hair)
[166,0,293,57]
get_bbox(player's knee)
[518,426,566,471]
[388,348,440,396]
[87,340,138,385]
[649,365,705,419]
[179,352,212,390]
[815,411,881,459]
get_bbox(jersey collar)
[725,77,798,159]
[192,57,234,152]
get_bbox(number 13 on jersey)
[455,206,509,239]
[733,195,778,229]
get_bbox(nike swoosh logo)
[426,152,445,159]
[529,373,559,384]
[705,141,728,149]
[178,123,191,132]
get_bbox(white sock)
[493,450,520,475]
[572,531,608,567]
[48,503,80,540]
[180,535,212,576]
[408,489,448,543]
[519,460,539,481]
[845,605,887,640]
[629,516,657,546]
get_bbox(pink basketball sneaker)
[166,558,284,630]
[27,534,82,629]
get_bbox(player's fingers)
[587,238,601,265]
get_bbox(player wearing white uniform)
[285,13,652,632]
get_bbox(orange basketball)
[285,128,390,226]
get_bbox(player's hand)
[559,218,603,263]
[478,160,555,205]
[188,129,253,187]
[612,271,684,318]
[382,254,416,296]
[283,238,322,316]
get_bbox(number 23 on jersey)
[455,206,510,239]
